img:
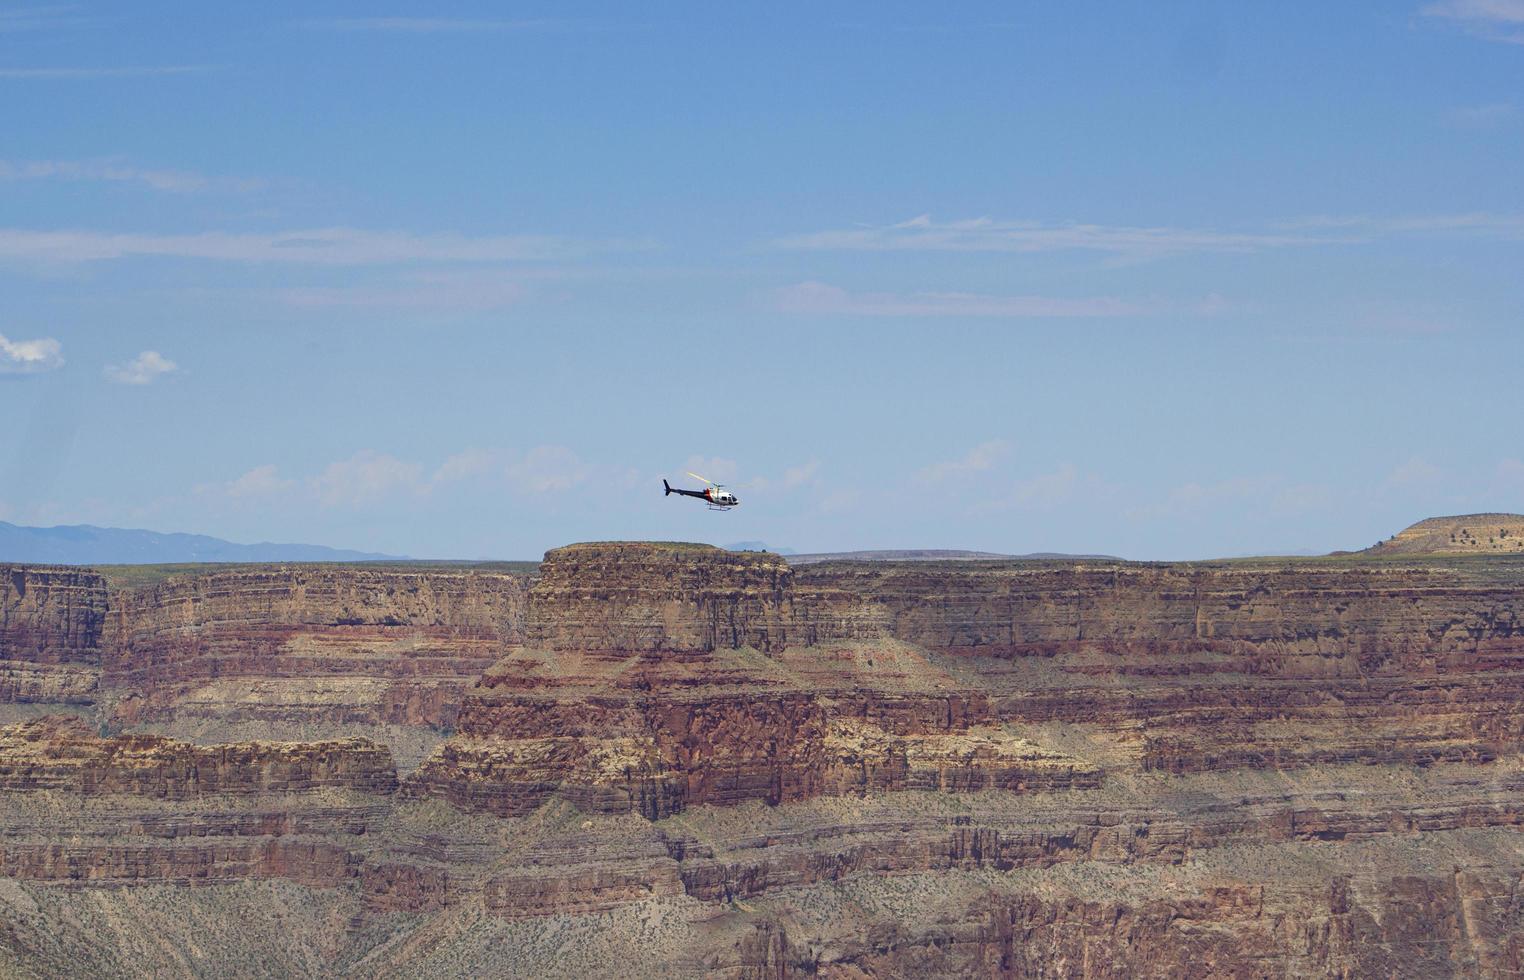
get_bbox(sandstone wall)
[107,565,528,681]
[100,566,531,731]
[0,565,107,666]
[797,560,1524,672]
[0,565,108,709]
[0,716,398,797]
[526,543,796,652]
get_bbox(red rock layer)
[527,543,885,653]
[414,669,1093,819]
[100,566,529,728]
[0,716,398,796]
[0,565,108,665]
[796,560,1524,668]
[0,565,108,711]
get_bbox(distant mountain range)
[0,522,401,565]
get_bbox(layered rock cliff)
[3,542,1524,976]
[0,716,397,796]
[526,542,884,652]
[102,565,529,763]
[0,564,107,712]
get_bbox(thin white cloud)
[278,269,534,310]
[1386,456,1445,489]
[1448,103,1516,126]
[1004,463,1081,510]
[781,461,821,489]
[194,464,295,500]
[431,448,504,486]
[1283,212,1524,235]
[104,350,177,385]
[1423,0,1524,41]
[430,446,616,495]
[225,465,293,498]
[918,441,1011,484]
[1424,0,1524,20]
[1126,475,1331,522]
[0,159,262,193]
[734,460,819,494]
[1141,477,1273,517]
[311,451,423,507]
[1354,313,1460,335]
[507,446,592,494]
[777,281,1144,318]
[0,227,625,266]
[0,65,213,79]
[303,17,562,33]
[783,212,1524,260]
[1268,483,1334,516]
[0,332,63,373]
[817,488,861,514]
[0,7,97,32]
[777,215,1338,258]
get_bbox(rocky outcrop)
[0,566,108,713]
[526,542,889,653]
[0,565,108,665]
[0,716,397,796]
[1368,513,1524,555]
[526,543,797,652]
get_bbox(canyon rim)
[4,521,1524,975]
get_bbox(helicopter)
[664,472,740,510]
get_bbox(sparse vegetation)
[95,559,539,591]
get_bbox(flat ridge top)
[541,542,794,568]
[1402,513,1524,530]
[550,541,721,554]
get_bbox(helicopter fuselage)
[664,479,739,508]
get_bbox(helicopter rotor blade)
[686,471,716,487]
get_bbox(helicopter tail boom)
[662,479,710,500]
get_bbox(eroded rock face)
[0,565,107,711]
[795,559,1524,667]
[419,679,1095,819]
[526,542,893,653]
[3,545,1524,976]
[0,565,107,665]
[103,565,529,733]
[526,543,798,652]
[0,716,397,796]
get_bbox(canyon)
[4,530,1524,976]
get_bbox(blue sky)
[1,2,1521,560]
